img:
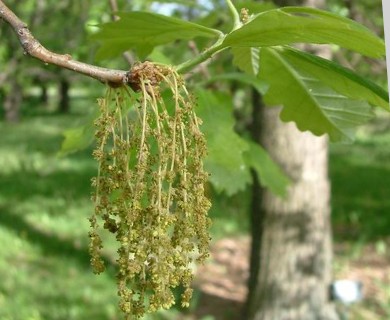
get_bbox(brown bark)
[245,0,339,319]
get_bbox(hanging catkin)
[89,62,211,319]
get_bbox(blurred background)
[0,0,388,319]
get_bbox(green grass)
[0,104,122,319]
[0,99,389,319]
[329,112,390,320]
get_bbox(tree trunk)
[3,80,22,123]
[246,101,338,320]
[245,0,339,319]
[58,78,70,113]
[39,84,48,105]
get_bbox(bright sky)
[151,0,213,15]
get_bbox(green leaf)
[259,48,375,142]
[231,47,260,76]
[243,141,290,197]
[196,89,251,196]
[223,7,385,58]
[201,72,268,94]
[279,48,389,110]
[147,48,173,65]
[91,11,222,59]
[58,124,95,157]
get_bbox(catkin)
[89,62,211,319]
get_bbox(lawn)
[0,101,121,320]
[0,99,389,319]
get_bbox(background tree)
[245,0,340,318]
[0,0,99,120]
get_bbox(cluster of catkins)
[89,62,211,319]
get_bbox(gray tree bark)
[245,0,339,319]
[246,102,338,320]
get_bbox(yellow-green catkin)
[89,62,211,319]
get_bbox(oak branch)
[0,0,130,87]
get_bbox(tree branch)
[0,0,130,87]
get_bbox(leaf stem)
[225,0,241,30]
[176,36,226,74]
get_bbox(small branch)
[0,0,129,87]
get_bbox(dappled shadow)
[32,291,119,320]
[0,164,95,203]
[0,109,98,204]
[21,97,95,118]
[0,123,93,158]
[0,206,115,276]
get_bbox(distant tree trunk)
[3,80,22,123]
[245,0,339,319]
[58,79,70,113]
[39,84,48,105]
